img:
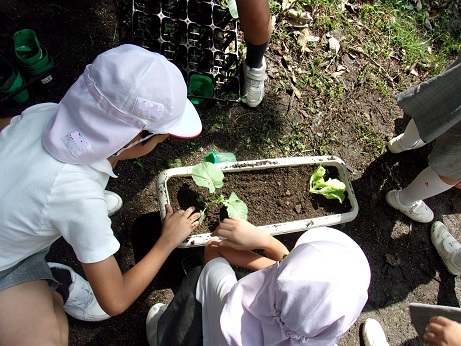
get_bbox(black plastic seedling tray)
[131,0,241,103]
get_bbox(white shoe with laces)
[48,262,110,321]
[242,57,266,108]
[431,221,461,275]
[385,189,433,223]
[104,190,123,217]
[362,318,389,346]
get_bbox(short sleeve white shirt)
[0,103,120,271]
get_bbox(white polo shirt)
[0,103,120,271]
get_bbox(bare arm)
[206,218,289,270]
[0,117,13,132]
[82,205,200,316]
[204,239,276,270]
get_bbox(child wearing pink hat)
[147,219,371,346]
[0,44,202,345]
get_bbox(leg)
[196,259,237,345]
[398,167,456,205]
[0,280,68,346]
[387,118,426,153]
[385,166,454,223]
[386,121,461,223]
[236,0,272,46]
[236,0,271,107]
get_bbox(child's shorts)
[429,120,461,181]
[0,248,58,292]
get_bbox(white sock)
[399,167,454,205]
[400,119,425,148]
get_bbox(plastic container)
[204,151,236,163]
[188,74,213,104]
[131,0,241,103]
[157,155,359,248]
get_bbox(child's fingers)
[429,316,451,326]
[164,204,173,216]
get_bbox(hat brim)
[167,99,202,139]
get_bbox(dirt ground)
[0,0,460,345]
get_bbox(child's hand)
[211,217,271,251]
[160,205,201,250]
[424,316,461,346]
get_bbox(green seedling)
[309,165,346,203]
[192,162,248,223]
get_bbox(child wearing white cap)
[0,44,202,345]
[147,219,371,346]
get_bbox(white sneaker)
[242,57,266,108]
[146,303,167,346]
[431,221,461,275]
[104,190,123,216]
[48,262,111,321]
[387,134,425,154]
[362,318,389,346]
[385,190,434,223]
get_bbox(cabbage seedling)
[192,162,248,223]
[309,165,346,203]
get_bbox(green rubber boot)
[13,29,54,77]
[0,55,29,104]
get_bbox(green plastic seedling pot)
[204,151,236,163]
[188,74,213,105]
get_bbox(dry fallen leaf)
[295,28,312,53]
[385,254,401,267]
[331,70,346,78]
[328,37,340,54]
[286,8,313,23]
[292,84,302,99]
[281,0,295,11]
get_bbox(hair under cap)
[42,44,202,164]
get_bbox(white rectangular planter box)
[157,155,358,248]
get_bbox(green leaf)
[192,162,224,193]
[309,165,346,203]
[223,192,248,220]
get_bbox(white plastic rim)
[156,155,359,248]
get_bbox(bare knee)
[439,175,461,186]
[0,281,68,346]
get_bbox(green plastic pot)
[188,74,213,105]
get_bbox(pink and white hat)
[220,227,371,346]
[42,44,202,164]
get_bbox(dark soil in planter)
[167,165,352,235]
